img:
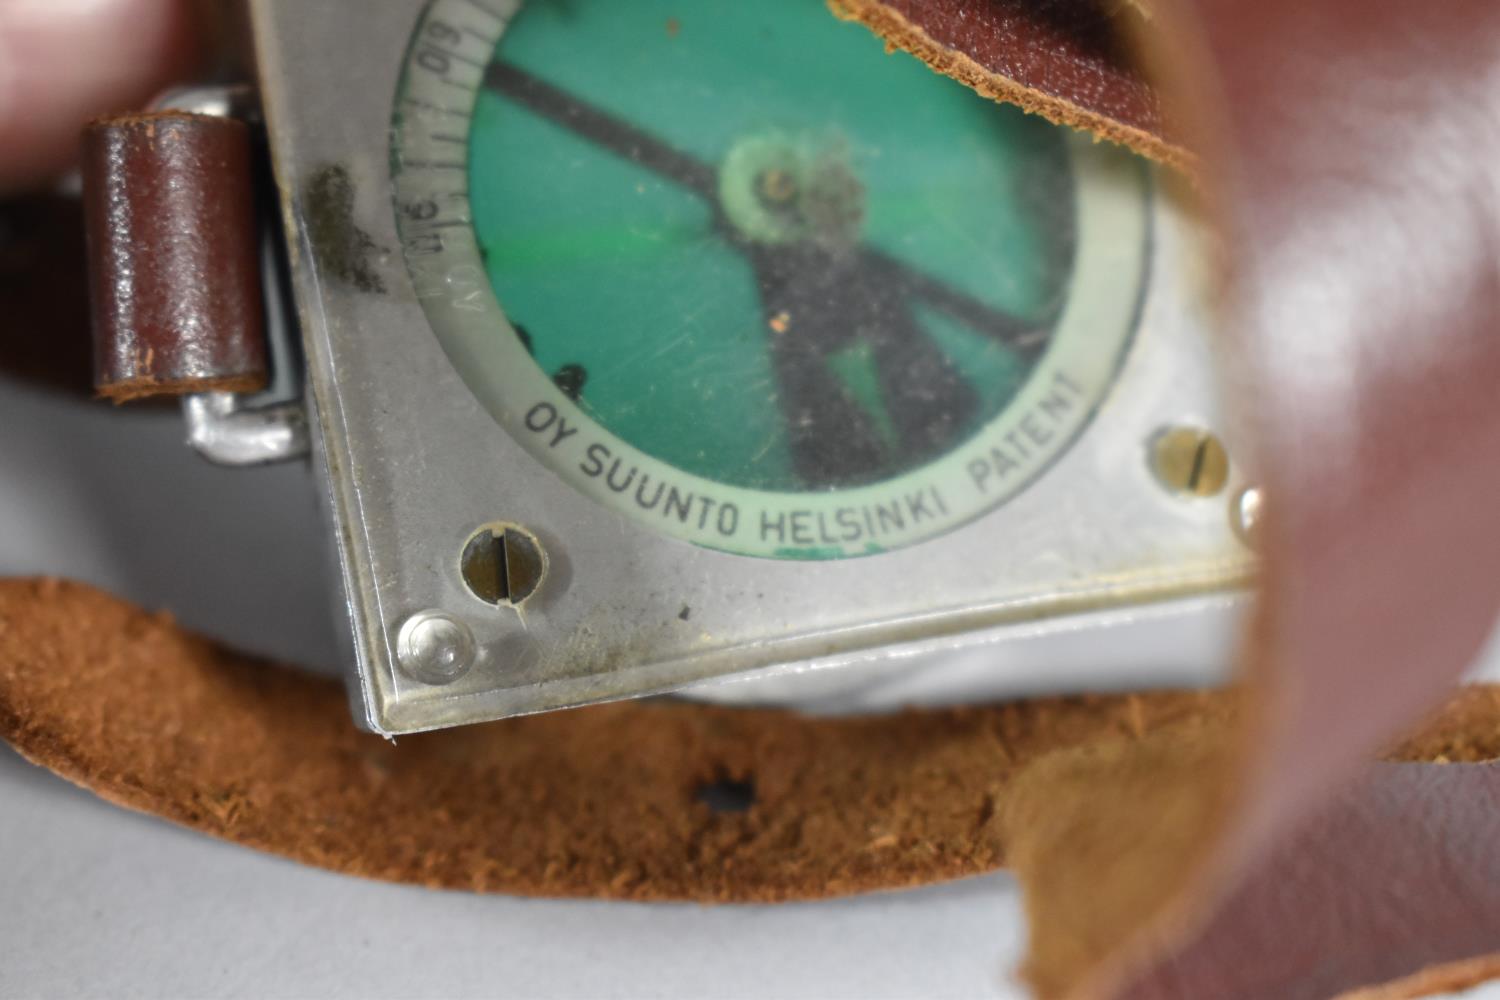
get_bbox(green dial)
[392,0,1150,559]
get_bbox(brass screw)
[459,523,548,607]
[1151,427,1230,498]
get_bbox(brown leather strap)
[995,0,1500,996]
[830,0,1186,167]
[81,111,267,403]
[2,577,1499,1000]
[0,578,1237,902]
[1120,762,1500,999]
[998,731,1500,1000]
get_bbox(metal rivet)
[395,611,477,685]
[1231,486,1264,548]
[1151,426,1230,498]
[460,523,548,607]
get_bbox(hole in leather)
[696,777,756,814]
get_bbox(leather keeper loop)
[81,112,268,403]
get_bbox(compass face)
[392,0,1150,559]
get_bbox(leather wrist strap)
[81,112,268,403]
[0,580,1219,903]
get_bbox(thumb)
[0,0,198,194]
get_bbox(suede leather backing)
[826,0,1187,166]
[0,580,1497,1000]
[0,578,1233,903]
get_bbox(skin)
[0,0,197,193]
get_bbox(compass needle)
[484,61,719,199]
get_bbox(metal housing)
[250,0,1254,734]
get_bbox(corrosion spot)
[303,165,387,294]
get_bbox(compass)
[392,0,1146,559]
[227,0,1252,733]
